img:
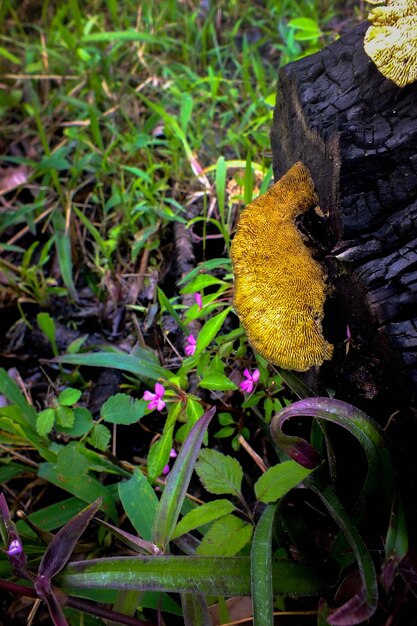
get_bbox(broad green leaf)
[36,408,56,436]
[255,461,313,503]
[55,405,75,428]
[101,393,146,425]
[152,407,216,550]
[251,504,278,626]
[58,388,82,406]
[196,514,253,557]
[16,497,87,538]
[199,373,238,392]
[57,407,92,437]
[215,426,236,439]
[38,444,117,521]
[171,499,234,540]
[55,350,170,381]
[178,258,231,286]
[59,555,326,597]
[118,469,159,542]
[196,307,231,354]
[0,368,37,423]
[195,448,243,498]
[87,424,111,451]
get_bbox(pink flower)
[185,334,197,356]
[240,368,260,394]
[162,448,178,475]
[143,383,166,411]
[194,292,203,309]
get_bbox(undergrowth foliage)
[0,2,407,626]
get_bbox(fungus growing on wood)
[230,162,333,372]
[364,0,417,87]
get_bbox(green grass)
[0,0,336,303]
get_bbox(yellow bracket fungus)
[364,0,417,87]
[230,162,333,372]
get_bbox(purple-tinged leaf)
[271,397,394,513]
[152,406,216,550]
[38,498,101,579]
[181,593,211,626]
[310,485,378,625]
[33,581,69,626]
[398,551,417,598]
[94,518,161,556]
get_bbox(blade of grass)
[251,503,278,626]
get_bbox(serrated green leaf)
[199,373,237,392]
[118,469,159,542]
[36,408,56,436]
[196,515,253,556]
[196,308,231,354]
[58,388,82,407]
[88,424,111,451]
[57,407,93,437]
[195,448,243,497]
[101,393,146,425]
[254,461,313,503]
[171,499,234,540]
[55,405,75,428]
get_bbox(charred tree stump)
[271,22,417,414]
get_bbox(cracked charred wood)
[271,21,417,410]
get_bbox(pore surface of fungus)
[364,0,417,87]
[230,162,333,372]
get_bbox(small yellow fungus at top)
[230,162,333,372]
[364,0,417,87]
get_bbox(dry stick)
[237,435,268,473]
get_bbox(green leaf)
[171,499,235,540]
[57,407,93,437]
[58,388,82,406]
[101,393,146,425]
[195,448,243,498]
[59,555,326,597]
[199,373,238,392]
[37,312,58,355]
[0,368,37,423]
[196,307,231,354]
[88,424,111,451]
[55,350,170,381]
[196,515,253,556]
[16,497,87,537]
[216,156,227,224]
[157,287,188,335]
[215,426,236,439]
[152,407,216,550]
[118,469,159,542]
[288,17,322,33]
[255,461,313,503]
[147,402,181,483]
[251,504,278,626]
[36,408,56,436]
[55,405,75,428]
[180,274,227,294]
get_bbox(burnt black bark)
[271,21,417,411]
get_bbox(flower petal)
[252,369,260,382]
[143,390,155,401]
[154,383,165,398]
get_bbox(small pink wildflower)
[185,334,197,356]
[162,448,178,475]
[143,382,166,411]
[240,368,260,394]
[194,292,203,309]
